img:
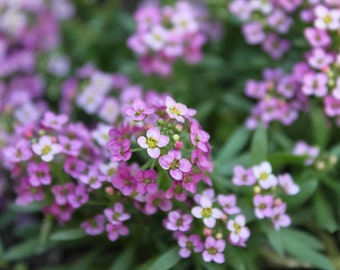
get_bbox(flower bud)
[204,228,212,237]
[105,186,114,196]
[253,185,261,194]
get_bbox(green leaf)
[283,236,334,270]
[281,228,324,251]
[314,190,338,233]
[250,125,267,165]
[267,152,306,170]
[284,178,318,211]
[311,107,329,149]
[50,228,86,241]
[266,228,284,257]
[8,202,44,213]
[216,126,250,164]
[138,247,180,270]
[3,239,38,261]
[110,244,136,270]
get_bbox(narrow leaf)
[110,244,136,270]
[50,228,86,241]
[148,247,181,270]
[3,239,38,261]
[250,125,267,165]
[310,108,329,149]
[314,190,338,233]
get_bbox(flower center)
[170,159,180,170]
[259,203,267,210]
[323,15,332,25]
[146,137,158,148]
[207,247,217,255]
[259,172,268,180]
[202,207,212,218]
[113,212,121,220]
[170,105,181,116]
[186,241,194,251]
[176,218,183,227]
[41,145,52,155]
[234,222,241,233]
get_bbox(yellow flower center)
[170,106,181,116]
[146,137,158,148]
[202,207,212,218]
[323,15,332,25]
[41,145,51,155]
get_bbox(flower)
[232,165,256,186]
[125,98,155,121]
[191,196,223,228]
[159,150,192,180]
[202,237,226,264]
[217,194,241,215]
[253,194,274,219]
[31,135,62,162]
[314,5,340,30]
[27,163,51,187]
[104,202,131,225]
[165,96,190,123]
[81,215,106,236]
[137,127,169,159]
[253,161,277,189]
[278,174,300,195]
[178,234,204,258]
[164,210,193,232]
[135,169,158,194]
[227,215,250,245]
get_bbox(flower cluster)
[127,1,219,76]
[232,161,299,230]
[245,66,309,129]
[229,0,297,59]
[293,141,320,166]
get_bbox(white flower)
[253,161,277,189]
[314,5,340,30]
[192,197,223,228]
[32,136,62,162]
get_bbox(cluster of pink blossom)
[293,141,320,166]
[232,161,299,230]
[127,1,219,76]
[244,66,309,129]
[0,0,74,126]
[228,0,299,59]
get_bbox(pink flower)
[202,237,226,264]
[191,196,223,228]
[190,121,210,152]
[81,215,106,236]
[253,161,277,189]
[32,135,62,162]
[125,98,154,121]
[159,150,192,180]
[178,234,204,258]
[217,194,241,215]
[112,164,137,196]
[67,185,89,208]
[165,96,189,122]
[253,194,274,219]
[27,163,51,186]
[41,111,68,130]
[137,127,169,159]
[163,210,193,232]
[104,202,131,225]
[232,165,256,186]
[278,174,300,195]
[106,223,129,242]
[135,169,158,194]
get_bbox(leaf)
[3,239,38,261]
[284,178,318,211]
[310,108,329,150]
[281,228,324,251]
[250,125,268,165]
[283,236,334,270]
[110,244,136,270]
[313,190,338,233]
[8,202,44,213]
[50,228,86,241]
[266,228,284,257]
[216,126,250,164]
[267,152,306,170]
[137,247,180,270]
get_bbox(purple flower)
[81,215,105,236]
[32,135,62,162]
[137,127,169,159]
[104,202,131,225]
[227,215,250,245]
[112,164,136,196]
[302,73,328,97]
[178,234,204,258]
[245,80,267,99]
[304,28,331,48]
[190,121,210,152]
[135,169,158,194]
[58,135,82,156]
[278,174,300,195]
[27,163,51,187]
[52,183,76,205]
[159,150,192,180]
[307,48,333,70]
[144,190,172,215]
[253,194,274,219]
[293,141,319,165]
[3,139,32,163]
[125,98,155,121]
[63,156,87,178]
[164,210,193,232]
[262,34,290,59]
[202,237,226,264]
[271,203,291,230]
[192,196,223,228]
[68,185,89,208]
[165,96,192,123]
[242,22,265,45]
[232,165,256,186]
[41,111,68,130]
[217,194,241,215]
[267,9,293,34]
[106,223,129,242]
[79,167,106,189]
